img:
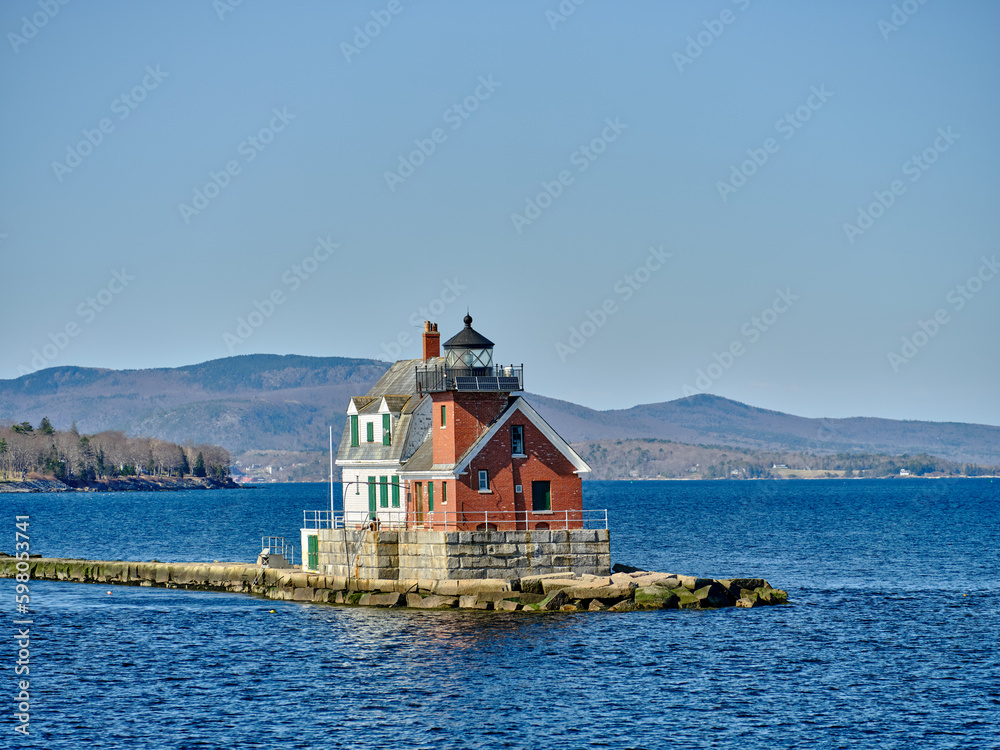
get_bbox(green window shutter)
[428,481,434,511]
[440,404,446,427]
[391,476,400,507]
[383,414,391,445]
[366,421,374,443]
[350,415,359,447]
[307,534,318,570]
[379,476,389,507]
[368,476,377,515]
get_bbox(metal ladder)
[344,512,372,587]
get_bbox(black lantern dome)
[414,313,522,393]
[443,314,494,370]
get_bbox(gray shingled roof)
[365,357,443,398]
[400,438,434,472]
[338,356,442,465]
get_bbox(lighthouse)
[335,313,591,531]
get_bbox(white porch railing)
[260,536,294,565]
[302,508,607,531]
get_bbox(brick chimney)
[422,321,440,360]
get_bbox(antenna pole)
[330,425,333,529]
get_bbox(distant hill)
[2,354,998,464]
[0,355,387,453]
[529,393,1000,465]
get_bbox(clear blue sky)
[2,1,998,426]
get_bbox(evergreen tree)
[178,448,190,477]
[39,417,55,435]
[193,452,207,478]
[44,444,67,481]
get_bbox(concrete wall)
[311,527,610,580]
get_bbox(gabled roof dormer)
[348,396,377,415]
[379,395,411,414]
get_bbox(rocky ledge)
[464,570,788,612]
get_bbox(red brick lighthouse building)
[337,314,591,530]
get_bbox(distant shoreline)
[602,474,998,481]
[0,476,240,493]
[5,474,992,493]
[235,474,997,486]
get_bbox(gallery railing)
[304,508,607,531]
[414,364,523,393]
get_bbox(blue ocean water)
[2,479,998,749]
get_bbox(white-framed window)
[478,470,489,492]
[511,424,525,456]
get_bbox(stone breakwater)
[0,558,787,611]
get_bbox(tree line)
[579,438,998,480]
[699,451,995,479]
[0,418,230,483]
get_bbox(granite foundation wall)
[313,528,611,580]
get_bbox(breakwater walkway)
[1,557,787,611]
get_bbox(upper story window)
[350,415,359,447]
[440,404,447,428]
[478,470,489,492]
[511,425,525,456]
[366,421,374,443]
[382,414,391,446]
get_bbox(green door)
[368,475,377,516]
[532,480,551,511]
[307,534,318,570]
